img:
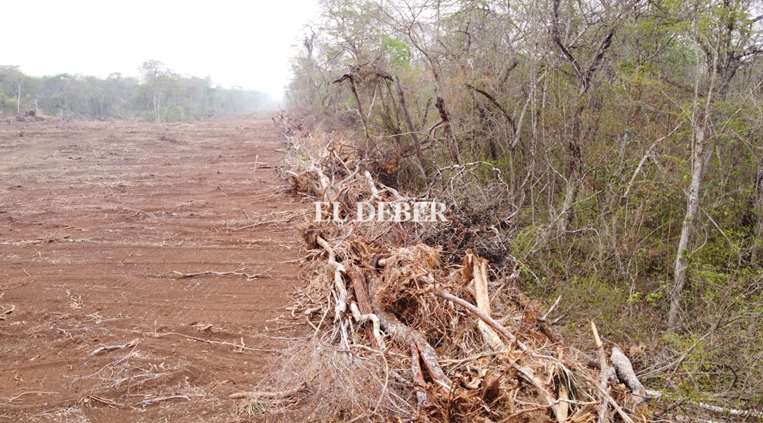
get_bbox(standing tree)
[668,0,763,330]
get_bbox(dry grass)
[239,338,415,421]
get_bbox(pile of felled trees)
[231,119,659,422]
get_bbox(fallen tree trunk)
[611,346,646,402]
[410,343,431,408]
[374,308,452,392]
[471,255,506,351]
[346,266,382,349]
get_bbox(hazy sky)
[4,0,320,100]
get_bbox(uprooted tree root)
[233,127,658,422]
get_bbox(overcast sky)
[3,0,320,100]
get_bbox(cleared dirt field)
[0,119,306,422]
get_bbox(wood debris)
[0,304,15,320]
[90,338,140,356]
[170,268,270,280]
[255,119,659,421]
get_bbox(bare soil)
[0,119,306,422]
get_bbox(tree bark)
[410,343,431,408]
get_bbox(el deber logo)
[314,201,447,223]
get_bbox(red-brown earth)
[0,118,307,422]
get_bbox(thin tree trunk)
[557,103,585,233]
[334,74,371,154]
[435,96,461,164]
[153,92,161,123]
[558,171,579,233]
[394,76,428,178]
[668,35,719,330]
[753,159,763,266]
[668,123,711,330]
[464,83,517,137]
[348,77,370,142]
[16,82,21,114]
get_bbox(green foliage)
[288,0,763,407]
[382,35,411,67]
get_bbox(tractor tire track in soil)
[0,119,305,422]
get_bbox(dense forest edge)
[0,61,275,121]
[282,0,763,417]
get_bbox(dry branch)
[0,304,15,320]
[90,338,140,356]
[434,289,527,352]
[152,331,278,353]
[591,321,611,423]
[349,302,385,349]
[514,365,564,423]
[315,236,348,322]
[393,76,428,178]
[229,383,306,400]
[136,395,191,407]
[7,391,59,402]
[594,383,635,423]
[83,395,124,408]
[695,402,763,419]
[171,268,269,281]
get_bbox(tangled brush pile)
[245,120,658,422]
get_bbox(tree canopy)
[0,61,273,121]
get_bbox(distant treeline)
[0,61,273,121]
